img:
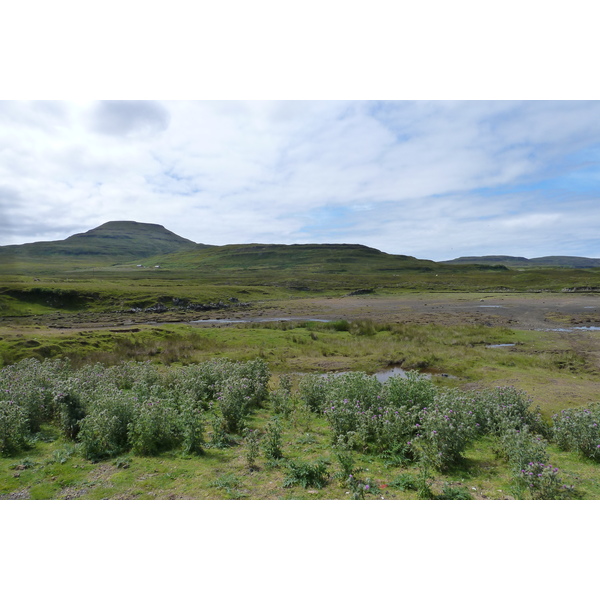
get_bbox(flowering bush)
[216,377,254,433]
[270,374,294,417]
[177,400,205,455]
[382,371,436,410]
[262,418,284,461]
[413,392,478,470]
[517,462,575,500]
[471,386,547,437]
[552,403,600,461]
[297,374,327,412]
[0,400,30,455]
[323,372,382,411]
[53,380,86,440]
[494,427,550,473]
[128,398,182,456]
[78,390,136,460]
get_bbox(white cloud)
[1,100,600,260]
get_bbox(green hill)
[443,255,600,269]
[148,242,435,271]
[132,242,443,289]
[0,221,201,270]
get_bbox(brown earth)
[5,291,599,332]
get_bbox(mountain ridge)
[2,221,600,271]
[0,221,201,261]
[443,255,600,268]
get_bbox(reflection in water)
[540,326,600,332]
[191,317,331,324]
[486,343,516,348]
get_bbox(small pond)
[191,317,331,324]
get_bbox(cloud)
[1,100,600,260]
[89,101,170,137]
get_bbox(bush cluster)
[552,403,600,461]
[0,357,269,458]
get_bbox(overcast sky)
[1,100,600,261]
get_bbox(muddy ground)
[4,291,600,332]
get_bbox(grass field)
[2,228,600,500]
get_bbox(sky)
[1,99,600,261]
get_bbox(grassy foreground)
[1,355,599,500]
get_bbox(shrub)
[128,398,182,456]
[389,473,418,491]
[413,392,478,471]
[332,436,361,481]
[243,428,260,470]
[0,400,30,455]
[346,475,378,499]
[216,377,255,433]
[472,386,547,437]
[552,403,600,461]
[270,374,294,417]
[238,358,270,407]
[208,413,234,449]
[437,484,473,500]
[298,374,327,412]
[0,358,62,433]
[516,462,576,500]
[324,372,382,411]
[283,459,330,489]
[494,427,550,473]
[53,381,86,440]
[177,400,205,455]
[78,391,136,460]
[262,418,284,461]
[382,372,436,410]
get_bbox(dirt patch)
[0,488,31,500]
[6,292,600,333]
[58,486,88,500]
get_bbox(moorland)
[1,221,599,500]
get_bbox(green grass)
[2,411,596,500]
[2,320,599,419]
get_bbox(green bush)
[552,403,600,461]
[128,398,182,456]
[472,386,547,437]
[53,381,86,440]
[389,473,418,491]
[494,427,550,473]
[262,418,284,461]
[437,484,473,500]
[413,392,478,471]
[283,459,330,489]
[516,462,575,500]
[0,400,30,455]
[78,391,136,460]
[178,400,205,455]
[297,374,327,412]
[216,378,254,433]
[382,372,436,410]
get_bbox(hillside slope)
[443,255,600,269]
[0,221,201,264]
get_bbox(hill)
[0,221,201,267]
[147,242,436,272]
[443,255,600,269]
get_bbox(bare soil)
[6,291,599,332]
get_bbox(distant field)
[2,224,600,499]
